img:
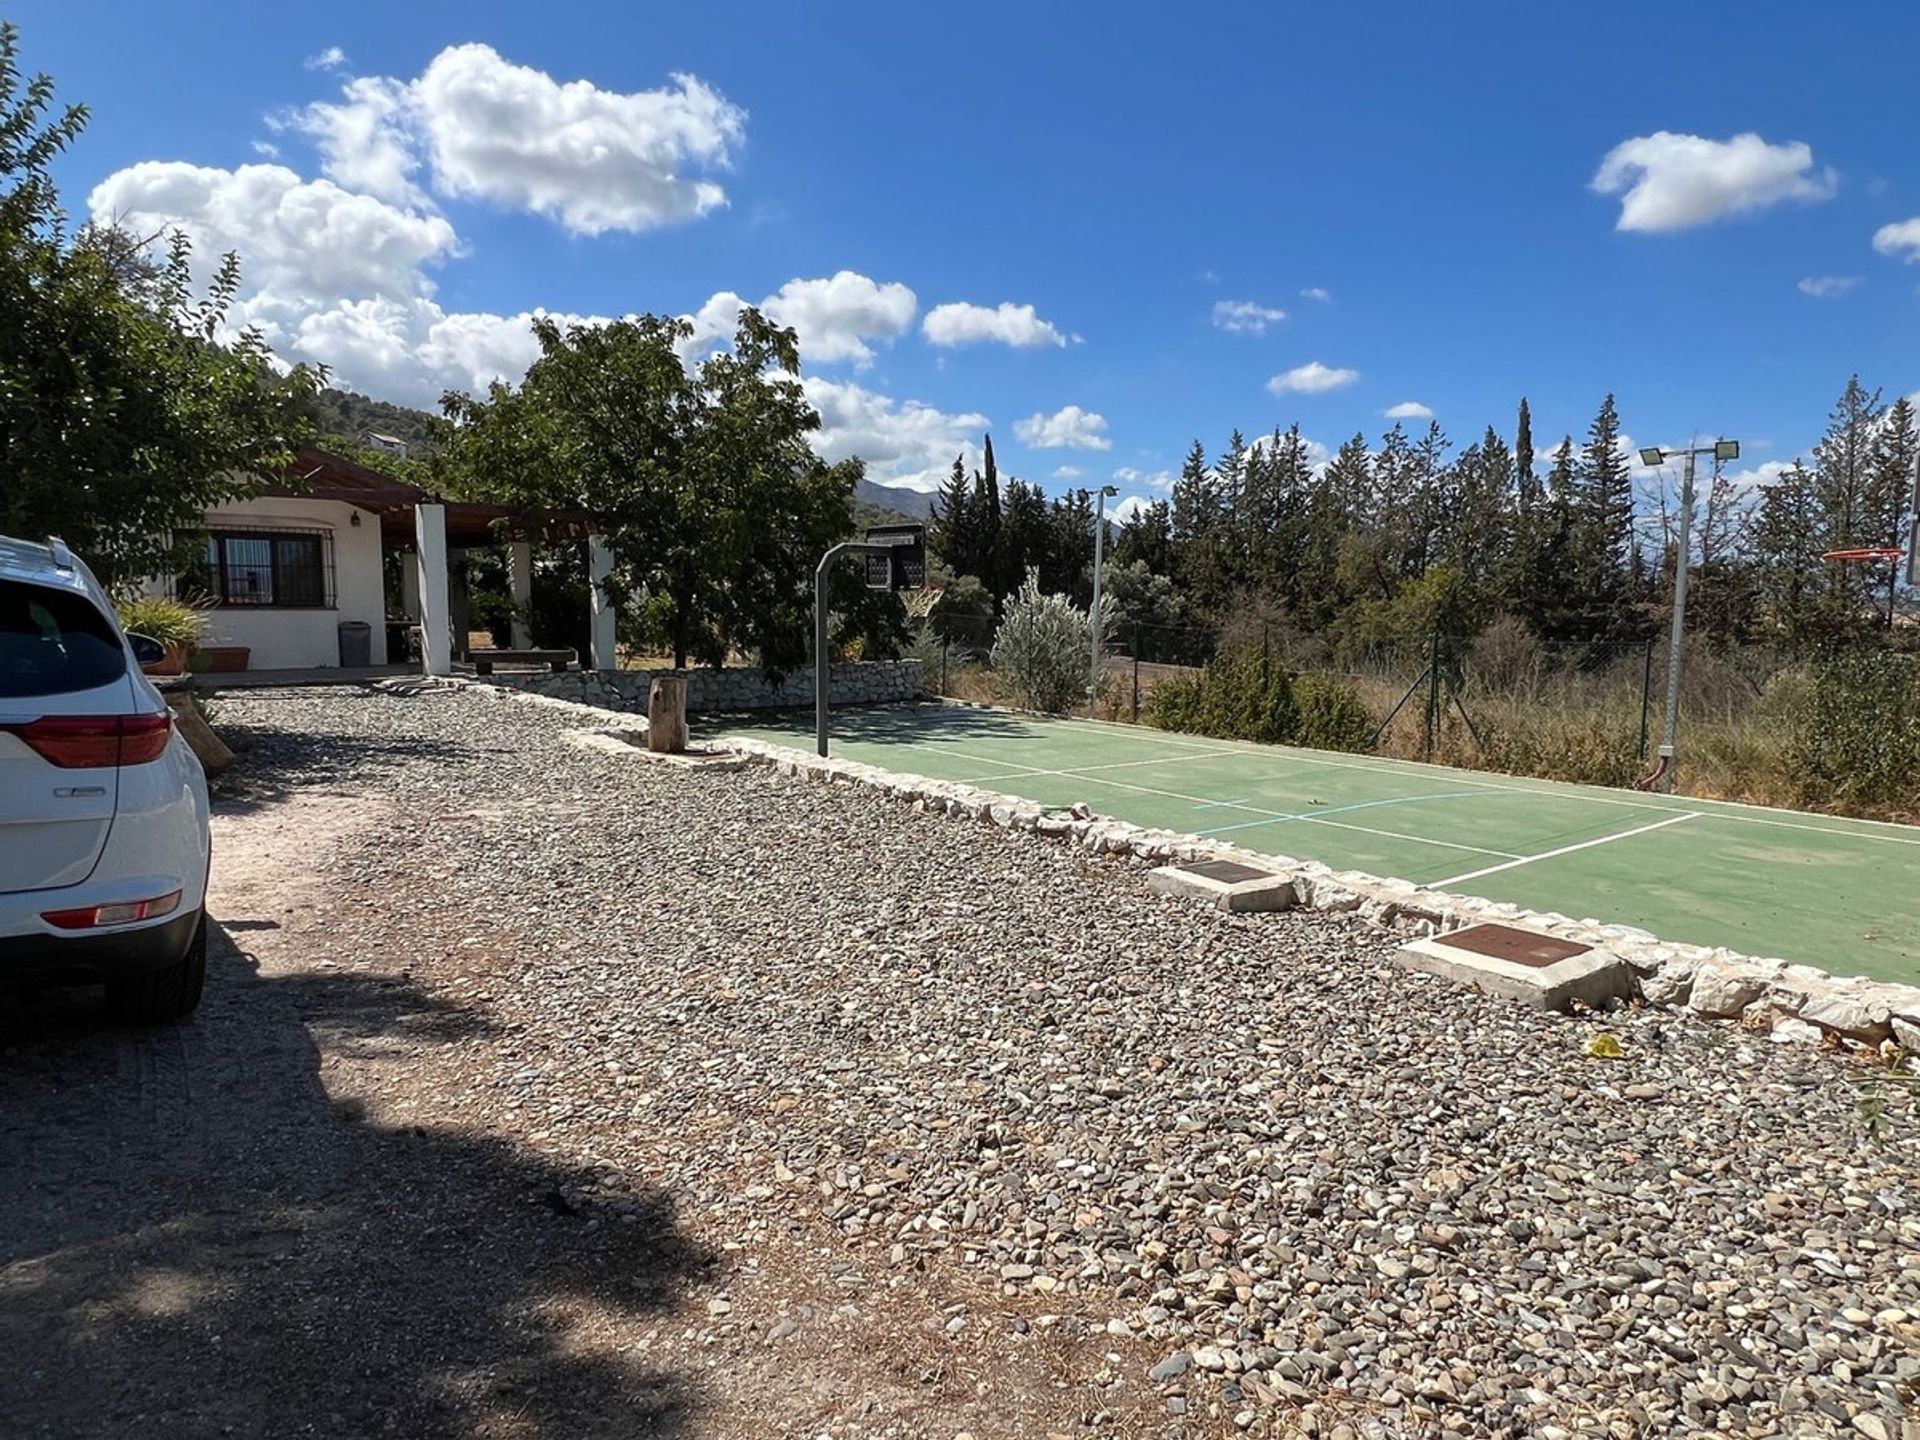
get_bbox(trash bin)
[337,620,372,667]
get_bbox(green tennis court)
[719,703,1920,986]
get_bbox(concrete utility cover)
[1148,859,1298,913]
[1395,922,1630,1012]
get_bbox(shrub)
[1791,651,1920,811]
[115,595,207,652]
[990,571,1101,714]
[1143,646,1299,744]
[1295,674,1374,752]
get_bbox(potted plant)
[114,596,209,677]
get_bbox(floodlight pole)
[1088,485,1117,718]
[814,537,906,758]
[1643,438,1736,793]
[1656,448,1696,793]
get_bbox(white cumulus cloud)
[1384,401,1434,420]
[1300,286,1331,302]
[1591,131,1836,233]
[289,43,746,234]
[1797,275,1859,297]
[304,46,348,72]
[1015,405,1112,451]
[1112,466,1175,492]
[1872,217,1920,262]
[801,377,986,492]
[922,300,1066,348]
[1212,299,1286,335]
[1267,361,1359,396]
[90,160,458,308]
[85,159,591,405]
[678,271,917,368]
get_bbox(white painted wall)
[149,497,389,670]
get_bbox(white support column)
[507,539,534,650]
[587,534,617,671]
[399,554,421,620]
[415,503,451,676]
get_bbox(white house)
[184,489,390,668]
[159,448,615,675]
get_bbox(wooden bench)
[469,648,576,675]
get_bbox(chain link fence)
[907,604,1887,809]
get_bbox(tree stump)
[647,675,688,753]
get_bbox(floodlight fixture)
[1715,439,1740,462]
[1638,447,1666,467]
[1099,484,1119,497]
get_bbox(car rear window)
[0,579,127,698]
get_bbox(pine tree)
[1524,438,1580,639]
[1568,394,1635,640]
[997,477,1050,596]
[1515,397,1536,509]
[1751,462,1825,642]
[1112,499,1174,576]
[1866,395,1917,623]
[1811,377,1886,623]
[929,453,982,579]
[1298,433,1368,628]
[1171,438,1232,612]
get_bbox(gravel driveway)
[3,683,1914,1439]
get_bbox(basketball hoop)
[1820,546,1904,564]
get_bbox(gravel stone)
[195,684,1920,1437]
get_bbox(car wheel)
[107,915,208,1024]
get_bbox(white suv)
[0,535,211,1022]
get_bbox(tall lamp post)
[1088,485,1118,718]
[1638,438,1739,793]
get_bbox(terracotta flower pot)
[141,642,190,677]
[196,646,251,673]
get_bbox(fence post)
[1131,622,1141,723]
[940,634,949,696]
[1426,627,1442,760]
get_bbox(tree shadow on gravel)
[0,923,707,1439]
[210,720,475,814]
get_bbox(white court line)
[1434,812,1701,887]
[933,747,1519,860]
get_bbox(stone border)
[431,676,1920,1056]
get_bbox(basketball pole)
[814,535,912,757]
[1087,485,1117,719]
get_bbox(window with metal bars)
[178,529,334,608]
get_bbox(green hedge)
[1791,651,1920,810]
[1144,651,1372,752]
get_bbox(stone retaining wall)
[479,659,922,713]
[444,678,1920,1056]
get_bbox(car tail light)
[2,712,172,768]
[42,889,183,930]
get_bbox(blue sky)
[16,1,1920,509]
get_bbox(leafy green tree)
[445,307,888,672]
[0,23,321,585]
[1102,558,1185,636]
